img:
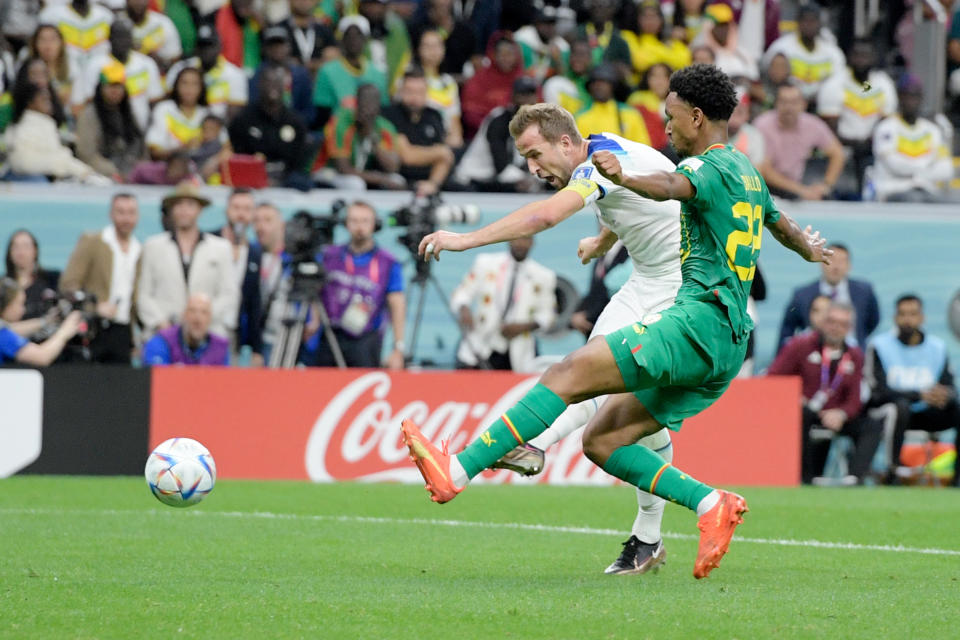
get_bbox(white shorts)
[589,271,679,340]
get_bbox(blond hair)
[508,103,583,144]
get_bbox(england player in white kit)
[418,104,682,574]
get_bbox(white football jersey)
[564,133,682,285]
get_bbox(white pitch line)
[3,507,959,557]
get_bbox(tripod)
[406,259,486,367]
[269,285,346,369]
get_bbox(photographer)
[1,277,84,367]
[305,201,405,369]
[59,193,141,364]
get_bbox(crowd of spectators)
[0,0,956,200]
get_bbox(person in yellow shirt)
[574,64,650,146]
[620,0,691,86]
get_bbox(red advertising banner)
[150,368,801,486]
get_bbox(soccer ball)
[145,438,216,507]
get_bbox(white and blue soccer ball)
[145,438,216,508]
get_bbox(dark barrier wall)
[20,366,151,476]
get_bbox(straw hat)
[161,182,211,210]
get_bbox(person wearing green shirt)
[400,64,834,580]
[312,15,387,129]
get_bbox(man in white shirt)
[126,0,183,71]
[72,19,164,132]
[39,0,114,72]
[817,37,897,194]
[252,203,288,365]
[762,3,845,107]
[450,237,557,372]
[136,183,239,339]
[60,192,142,363]
[419,103,682,576]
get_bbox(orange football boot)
[400,419,463,504]
[693,490,748,579]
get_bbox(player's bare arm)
[418,189,585,261]
[592,150,695,202]
[766,212,834,264]
[577,226,618,264]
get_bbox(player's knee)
[581,429,612,467]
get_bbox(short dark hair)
[111,192,136,205]
[229,187,254,200]
[896,294,923,309]
[668,63,738,121]
[827,242,850,257]
[402,66,426,82]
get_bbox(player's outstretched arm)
[592,150,695,202]
[418,189,585,261]
[766,211,834,264]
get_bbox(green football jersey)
[674,144,781,340]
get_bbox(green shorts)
[604,299,748,431]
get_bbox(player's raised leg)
[400,335,628,503]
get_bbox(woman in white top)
[415,29,463,149]
[146,66,208,160]
[5,81,107,184]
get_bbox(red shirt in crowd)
[767,331,863,419]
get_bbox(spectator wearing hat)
[620,0,691,86]
[755,82,845,200]
[817,37,897,196]
[312,14,388,130]
[691,2,758,82]
[543,38,594,117]
[38,0,115,70]
[136,183,239,340]
[461,32,525,138]
[214,0,262,75]
[383,67,454,196]
[142,293,230,366]
[454,76,541,193]
[515,6,569,83]
[762,2,845,106]
[279,0,337,77]
[146,66,210,161]
[358,0,413,90]
[166,25,249,123]
[248,26,315,126]
[75,59,146,180]
[72,19,164,132]
[574,63,650,147]
[314,83,404,191]
[868,74,953,203]
[125,0,182,72]
[408,0,479,82]
[229,65,314,191]
[414,28,464,149]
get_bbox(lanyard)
[819,346,851,393]
[344,250,380,284]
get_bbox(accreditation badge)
[341,293,373,335]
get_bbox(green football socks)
[603,443,713,512]
[457,383,567,479]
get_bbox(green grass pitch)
[2,477,958,639]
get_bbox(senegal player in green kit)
[401,64,834,578]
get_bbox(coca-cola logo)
[304,371,617,486]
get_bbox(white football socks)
[450,455,469,489]
[695,490,721,517]
[631,429,672,543]
[527,398,598,450]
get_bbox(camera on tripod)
[389,194,480,257]
[283,199,347,302]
